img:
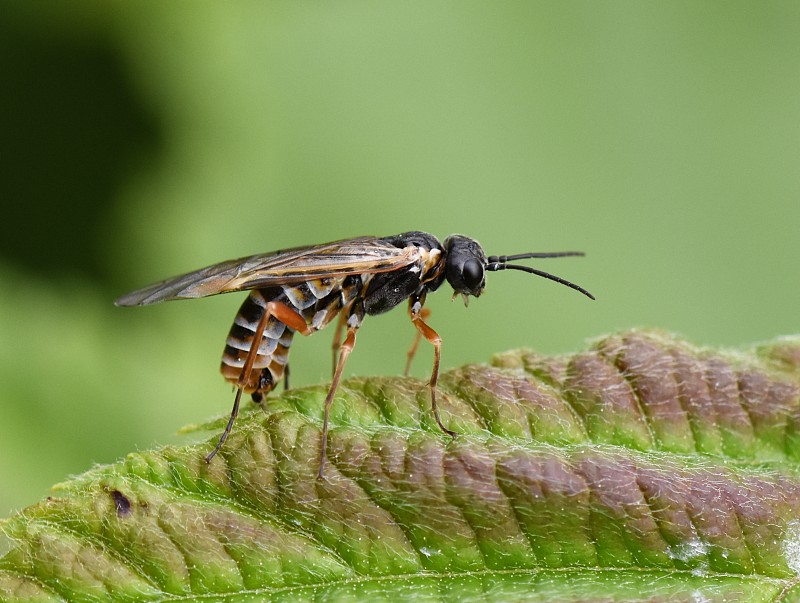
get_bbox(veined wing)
[115,236,421,306]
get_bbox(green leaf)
[3,330,800,602]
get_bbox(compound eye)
[462,258,484,290]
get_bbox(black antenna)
[485,256,595,300]
[487,251,585,262]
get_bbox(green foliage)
[3,331,800,602]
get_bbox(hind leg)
[207,301,313,463]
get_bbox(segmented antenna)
[485,253,595,300]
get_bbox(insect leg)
[318,311,362,479]
[403,307,431,376]
[283,364,291,391]
[206,301,313,463]
[330,311,347,377]
[408,297,456,438]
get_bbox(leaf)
[2,330,800,602]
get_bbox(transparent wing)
[115,236,420,306]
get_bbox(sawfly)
[116,231,594,477]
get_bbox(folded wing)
[115,236,420,306]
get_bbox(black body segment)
[115,231,593,475]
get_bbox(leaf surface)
[3,330,800,602]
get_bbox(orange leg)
[318,322,359,479]
[206,301,313,463]
[330,311,348,377]
[409,301,456,438]
[404,307,431,376]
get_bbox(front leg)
[404,306,431,376]
[408,294,456,438]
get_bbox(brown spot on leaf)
[111,489,131,517]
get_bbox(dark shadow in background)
[0,11,162,288]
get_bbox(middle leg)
[318,314,361,479]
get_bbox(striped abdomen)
[220,276,366,395]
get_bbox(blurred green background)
[1,1,798,518]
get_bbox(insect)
[116,231,594,477]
